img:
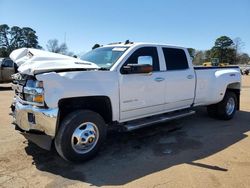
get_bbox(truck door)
[1,59,15,82]
[119,47,166,121]
[161,47,195,110]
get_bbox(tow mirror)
[122,55,153,74]
[122,64,153,74]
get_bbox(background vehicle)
[0,58,17,83]
[202,58,229,67]
[203,62,230,67]
[10,43,241,162]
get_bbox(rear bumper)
[13,101,58,137]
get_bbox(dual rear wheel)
[207,91,237,120]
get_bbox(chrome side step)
[122,110,195,131]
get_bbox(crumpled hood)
[10,48,99,75]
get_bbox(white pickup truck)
[11,42,241,162]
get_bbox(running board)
[122,110,195,131]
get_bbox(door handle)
[187,75,194,79]
[154,77,165,82]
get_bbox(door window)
[122,47,160,73]
[162,48,189,70]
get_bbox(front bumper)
[13,101,58,137]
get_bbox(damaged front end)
[11,73,58,150]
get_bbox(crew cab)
[10,42,241,162]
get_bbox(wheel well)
[57,96,113,128]
[226,83,241,110]
[227,82,240,90]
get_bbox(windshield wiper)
[97,67,109,71]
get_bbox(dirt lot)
[0,76,250,188]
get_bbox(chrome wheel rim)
[226,97,235,115]
[71,122,99,154]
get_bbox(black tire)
[216,91,237,120]
[55,110,107,162]
[207,104,217,118]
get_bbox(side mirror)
[122,64,153,74]
[122,55,153,74]
[138,56,152,65]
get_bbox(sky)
[0,0,250,55]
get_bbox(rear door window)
[162,48,189,70]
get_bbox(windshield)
[81,47,128,69]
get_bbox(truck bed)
[193,66,241,107]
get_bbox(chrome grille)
[12,73,27,100]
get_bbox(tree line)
[1,24,249,64]
[188,36,250,65]
[0,24,73,57]
[0,24,41,57]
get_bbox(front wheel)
[55,110,107,162]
